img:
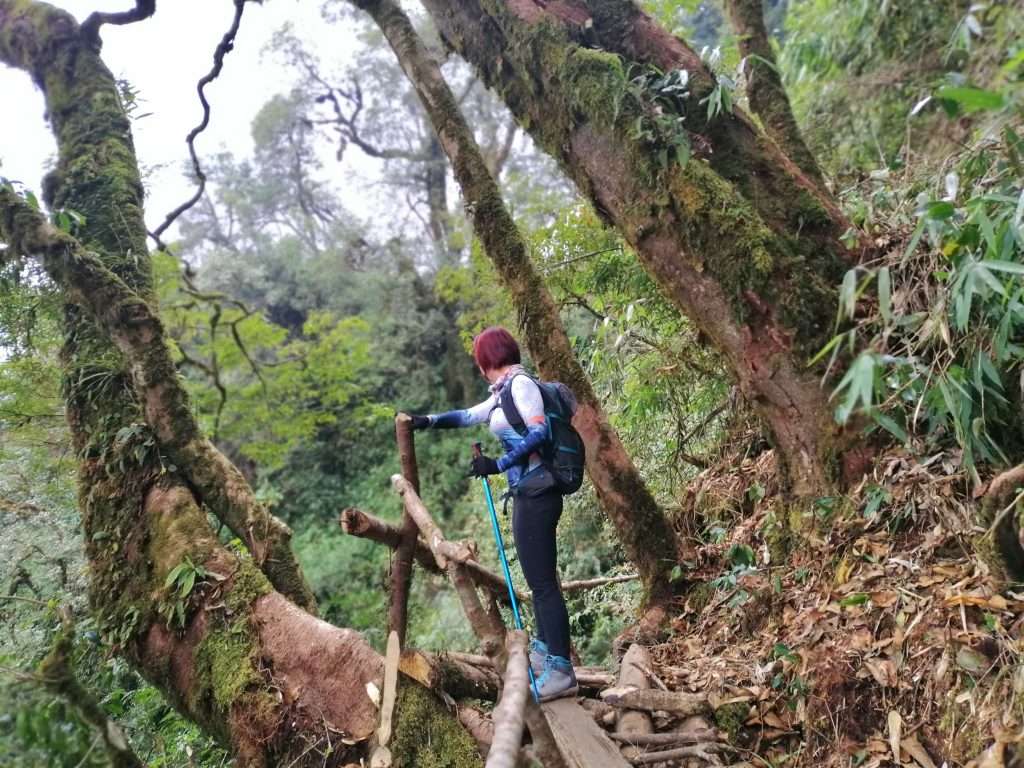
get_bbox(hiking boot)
[529,638,548,677]
[536,654,578,702]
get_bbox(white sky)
[1,0,359,236]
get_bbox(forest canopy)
[1,1,1023,767]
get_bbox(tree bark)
[353,0,680,603]
[0,3,479,764]
[722,0,825,185]
[416,0,869,498]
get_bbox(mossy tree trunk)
[722,0,825,186]
[0,3,478,764]
[353,0,678,603]
[418,0,870,498]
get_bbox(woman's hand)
[469,453,499,477]
[407,414,431,430]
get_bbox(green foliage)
[780,0,1022,174]
[820,42,1024,483]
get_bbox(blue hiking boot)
[536,654,578,702]
[529,638,548,677]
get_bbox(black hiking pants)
[512,488,571,659]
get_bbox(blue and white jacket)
[425,365,547,490]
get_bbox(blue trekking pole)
[473,442,541,702]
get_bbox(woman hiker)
[406,326,578,702]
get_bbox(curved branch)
[150,0,247,245]
[80,0,155,47]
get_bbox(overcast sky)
[1,0,359,236]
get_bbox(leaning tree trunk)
[354,0,678,603]
[417,0,870,498]
[0,3,478,764]
[722,0,825,186]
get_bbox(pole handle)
[472,441,482,458]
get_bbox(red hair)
[472,326,521,372]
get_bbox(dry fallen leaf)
[887,710,902,763]
[900,735,937,768]
[865,657,898,687]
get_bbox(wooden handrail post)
[389,412,420,647]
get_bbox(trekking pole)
[473,442,541,702]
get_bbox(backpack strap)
[498,373,537,436]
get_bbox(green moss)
[687,581,716,613]
[564,45,626,123]
[192,617,261,713]
[390,681,482,768]
[714,700,751,743]
[223,560,273,614]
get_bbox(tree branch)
[80,0,155,47]
[0,186,317,610]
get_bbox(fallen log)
[486,631,530,768]
[601,687,711,716]
[399,649,500,701]
[616,645,654,760]
[457,706,494,756]
[339,508,635,602]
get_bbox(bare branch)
[150,0,248,246]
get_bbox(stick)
[392,475,475,568]
[628,742,728,765]
[560,573,639,593]
[610,731,721,746]
[390,414,420,646]
[487,631,529,768]
[600,687,711,716]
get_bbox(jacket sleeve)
[496,376,548,472]
[427,394,496,429]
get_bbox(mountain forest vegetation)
[1,0,1023,766]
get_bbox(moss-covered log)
[722,0,825,185]
[418,0,863,496]
[353,0,678,602]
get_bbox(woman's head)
[472,326,520,381]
